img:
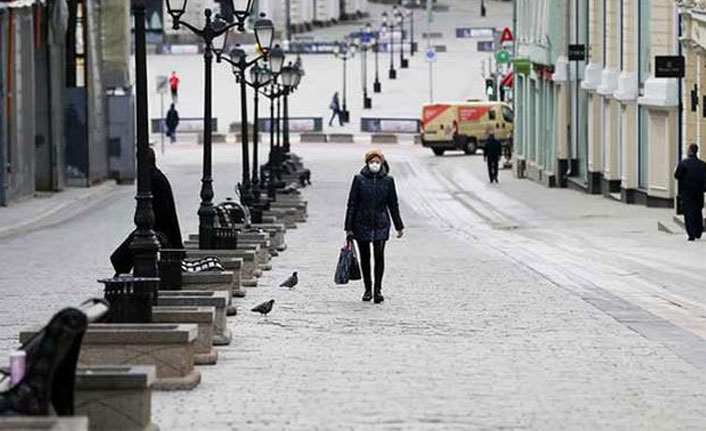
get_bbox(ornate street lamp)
[382,11,396,79]
[280,64,296,153]
[373,22,382,93]
[248,62,273,201]
[333,40,355,122]
[130,0,159,277]
[406,0,418,55]
[215,15,273,207]
[357,26,372,109]
[395,6,408,69]
[164,0,254,250]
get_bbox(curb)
[0,182,126,241]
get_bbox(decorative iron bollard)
[158,249,186,291]
[99,276,159,323]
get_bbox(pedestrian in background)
[345,149,404,303]
[675,143,706,241]
[169,71,180,103]
[166,103,180,144]
[329,92,343,127]
[484,129,501,183]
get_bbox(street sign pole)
[156,75,169,154]
[426,0,433,102]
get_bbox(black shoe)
[689,237,695,241]
[373,294,384,303]
[362,290,372,302]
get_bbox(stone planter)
[157,291,231,345]
[181,271,239,314]
[22,324,201,391]
[152,307,217,365]
[75,366,158,431]
[0,418,88,431]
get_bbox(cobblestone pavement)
[2,140,706,428]
[148,143,706,430]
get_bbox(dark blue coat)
[345,164,404,242]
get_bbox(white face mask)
[368,162,382,173]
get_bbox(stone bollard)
[20,324,201,391]
[74,366,158,431]
[157,291,231,346]
[153,307,217,365]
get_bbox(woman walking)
[345,149,404,303]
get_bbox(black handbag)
[334,239,362,284]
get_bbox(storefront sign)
[568,44,586,61]
[655,56,685,78]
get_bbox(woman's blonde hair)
[365,148,385,163]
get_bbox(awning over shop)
[501,71,513,88]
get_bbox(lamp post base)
[363,96,372,109]
[401,59,409,69]
[389,69,397,79]
[374,81,381,93]
[341,110,350,123]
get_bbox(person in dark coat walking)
[165,104,180,143]
[328,92,343,127]
[110,147,184,274]
[345,149,404,303]
[675,143,706,241]
[484,129,502,183]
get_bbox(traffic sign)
[156,75,168,94]
[425,47,437,63]
[500,27,513,43]
[456,27,495,39]
[495,49,511,64]
[477,41,494,52]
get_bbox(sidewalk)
[0,182,124,240]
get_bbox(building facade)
[514,0,682,208]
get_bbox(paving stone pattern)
[149,143,706,430]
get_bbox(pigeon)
[251,299,275,317]
[280,271,298,289]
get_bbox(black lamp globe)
[253,13,275,54]
[229,45,247,74]
[165,0,187,28]
[258,66,273,85]
[269,44,285,75]
[280,64,295,88]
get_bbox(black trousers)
[356,240,386,292]
[329,109,343,126]
[486,158,499,182]
[683,199,704,240]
